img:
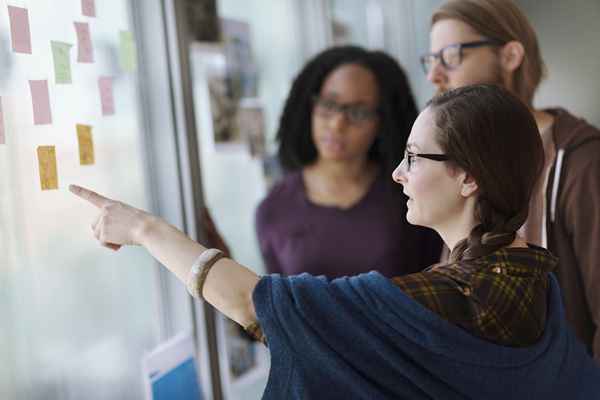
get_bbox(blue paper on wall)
[142,332,204,400]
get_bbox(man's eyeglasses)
[402,150,450,172]
[312,96,379,124]
[420,39,504,74]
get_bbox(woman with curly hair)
[256,45,442,279]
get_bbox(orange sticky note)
[74,22,94,63]
[76,124,95,165]
[0,97,5,145]
[37,146,59,190]
[8,6,32,54]
[29,80,53,125]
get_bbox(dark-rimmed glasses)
[402,150,450,172]
[420,39,504,74]
[312,96,379,124]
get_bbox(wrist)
[135,213,162,246]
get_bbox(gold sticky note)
[37,146,58,190]
[76,124,95,165]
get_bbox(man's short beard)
[435,61,506,96]
[488,60,506,88]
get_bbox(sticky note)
[0,98,5,145]
[37,146,58,190]
[98,77,114,115]
[29,80,52,125]
[8,6,32,54]
[76,124,95,165]
[82,0,96,17]
[51,41,73,84]
[74,22,94,63]
[119,31,137,72]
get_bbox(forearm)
[140,216,259,327]
[203,258,260,327]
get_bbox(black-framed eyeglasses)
[419,39,504,74]
[312,95,379,124]
[402,150,450,172]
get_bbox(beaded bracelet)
[186,248,225,300]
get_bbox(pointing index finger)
[69,184,112,208]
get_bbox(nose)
[327,110,349,132]
[392,159,408,185]
[426,59,447,87]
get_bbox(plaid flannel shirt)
[392,245,557,347]
[246,246,557,347]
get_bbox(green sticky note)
[51,41,73,84]
[119,31,137,72]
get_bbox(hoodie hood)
[545,108,600,151]
[542,108,600,225]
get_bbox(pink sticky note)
[29,80,53,125]
[82,0,95,17]
[0,98,5,144]
[8,6,32,54]
[74,22,94,63]
[98,77,115,115]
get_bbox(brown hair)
[432,0,545,106]
[428,84,544,262]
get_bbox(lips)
[320,136,345,152]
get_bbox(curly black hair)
[276,45,418,187]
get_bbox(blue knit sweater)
[253,272,600,399]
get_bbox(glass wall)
[0,1,163,398]
[190,0,306,398]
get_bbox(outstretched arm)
[69,185,260,328]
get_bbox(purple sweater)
[255,171,442,278]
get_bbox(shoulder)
[392,269,460,294]
[263,271,401,306]
[256,171,303,228]
[564,141,600,180]
[558,131,600,192]
[546,108,600,187]
[547,108,600,153]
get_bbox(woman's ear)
[499,41,525,73]
[460,173,479,197]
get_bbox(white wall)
[518,0,600,126]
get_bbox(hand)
[200,207,231,258]
[69,184,155,251]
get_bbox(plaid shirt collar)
[476,244,558,273]
[428,244,558,276]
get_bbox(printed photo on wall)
[219,18,258,100]
[192,43,245,151]
[224,318,257,378]
[207,70,242,147]
[236,98,266,158]
[190,34,261,155]
[216,314,269,391]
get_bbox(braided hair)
[276,45,418,196]
[428,84,544,262]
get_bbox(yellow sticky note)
[37,146,58,190]
[76,124,94,165]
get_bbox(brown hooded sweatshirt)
[542,108,600,361]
